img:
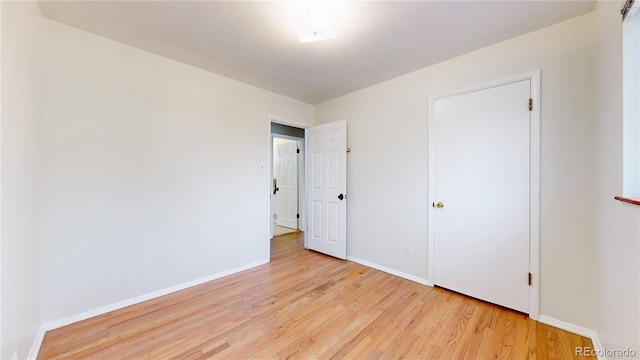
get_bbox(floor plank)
[38,232,594,359]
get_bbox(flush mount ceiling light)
[295,8,336,43]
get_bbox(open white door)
[306,120,347,259]
[275,140,299,229]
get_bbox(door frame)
[427,70,541,320]
[267,115,309,259]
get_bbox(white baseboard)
[43,259,269,331]
[538,315,596,338]
[346,256,429,285]
[589,333,606,360]
[538,315,605,360]
[28,326,46,360]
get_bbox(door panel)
[311,200,323,238]
[307,120,347,259]
[433,80,530,313]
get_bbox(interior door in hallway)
[275,140,299,229]
[307,120,347,260]
[432,80,531,313]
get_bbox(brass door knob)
[434,202,444,208]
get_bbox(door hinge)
[297,149,300,154]
[528,272,532,286]
[296,214,300,219]
[528,98,533,111]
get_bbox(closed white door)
[432,80,531,313]
[307,120,347,259]
[275,140,299,229]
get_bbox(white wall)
[315,13,599,329]
[41,19,313,323]
[1,1,43,358]
[12,2,639,354]
[593,1,640,353]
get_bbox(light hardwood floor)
[39,232,593,359]
[273,224,298,237]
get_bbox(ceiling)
[39,0,596,105]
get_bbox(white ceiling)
[39,1,596,105]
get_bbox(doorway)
[270,121,306,241]
[267,118,349,261]
[272,136,301,236]
[428,72,541,318]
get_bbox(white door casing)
[306,120,347,260]
[430,78,536,314]
[275,140,299,229]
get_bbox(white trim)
[590,333,606,360]
[43,259,268,331]
[347,256,429,285]
[538,315,605,360]
[268,114,311,130]
[430,71,541,100]
[28,326,46,360]
[538,315,596,339]
[427,100,435,287]
[303,127,309,249]
[0,3,3,358]
[427,70,541,319]
[529,70,541,320]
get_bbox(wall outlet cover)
[403,243,411,255]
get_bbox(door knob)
[434,202,444,208]
[338,193,344,200]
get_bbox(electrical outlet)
[403,243,411,255]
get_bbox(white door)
[432,80,531,313]
[307,120,347,259]
[275,140,299,229]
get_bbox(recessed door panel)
[312,152,323,190]
[311,200,323,240]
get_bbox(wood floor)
[273,224,299,236]
[39,232,593,359]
